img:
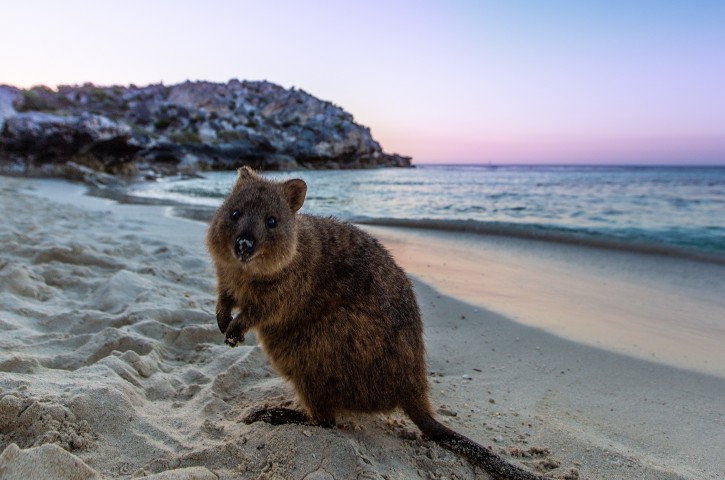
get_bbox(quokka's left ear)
[282,179,307,213]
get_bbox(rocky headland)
[0,80,411,183]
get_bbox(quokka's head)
[206,166,307,276]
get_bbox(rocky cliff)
[0,80,411,180]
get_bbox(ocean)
[126,165,725,262]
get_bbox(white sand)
[1,176,724,479]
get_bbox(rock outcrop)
[0,80,411,178]
[0,85,19,131]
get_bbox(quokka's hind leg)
[243,406,336,428]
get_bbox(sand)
[1,175,724,480]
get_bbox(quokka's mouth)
[234,252,254,263]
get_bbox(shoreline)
[118,165,725,266]
[2,175,724,479]
[356,217,725,266]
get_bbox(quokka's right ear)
[234,166,260,186]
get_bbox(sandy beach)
[1,175,724,480]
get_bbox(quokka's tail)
[405,404,545,480]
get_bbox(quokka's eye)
[231,210,240,221]
[267,216,277,228]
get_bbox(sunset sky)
[2,0,724,165]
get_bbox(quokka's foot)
[243,406,310,426]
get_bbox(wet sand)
[361,225,725,379]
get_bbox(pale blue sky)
[2,0,724,164]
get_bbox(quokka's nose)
[235,237,255,259]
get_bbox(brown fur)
[206,167,543,480]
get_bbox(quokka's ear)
[282,179,307,213]
[234,166,259,186]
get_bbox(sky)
[2,0,724,165]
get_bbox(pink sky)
[384,130,725,165]
[2,0,724,165]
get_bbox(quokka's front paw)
[223,315,246,347]
[224,332,243,347]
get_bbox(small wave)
[167,186,227,199]
[353,217,725,265]
[601,209,624,216]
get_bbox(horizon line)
[411,162,725,168]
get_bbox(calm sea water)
[128,165,725,261]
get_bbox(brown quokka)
[206,167,544,480]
